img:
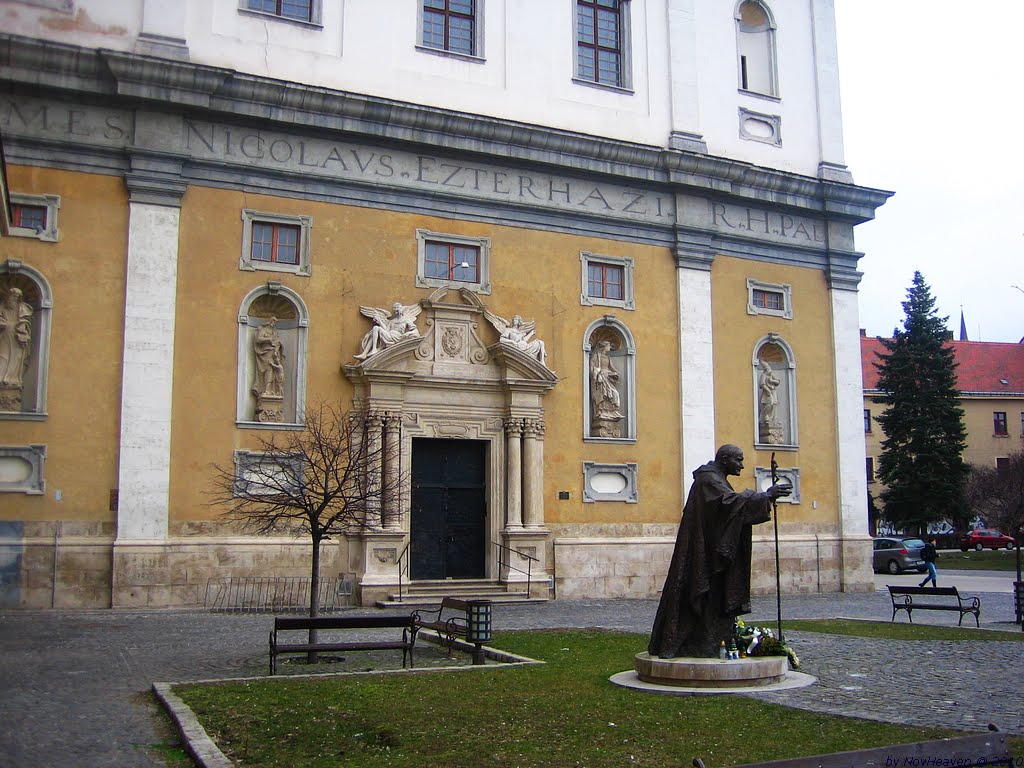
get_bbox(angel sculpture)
[355,301,422,360]
[484,310,547,365]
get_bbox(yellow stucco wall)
[2,166,127,526]
[167,186,683,526]
[711,255,840,529]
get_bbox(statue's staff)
[771,451,783,639]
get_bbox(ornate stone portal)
[343,287,557,605]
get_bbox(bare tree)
[209,403,406,650]
[966,451,1024,586]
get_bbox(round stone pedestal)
[634,652,787,688]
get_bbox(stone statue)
[758,359,783,444]
[355,301,421,360]
[0,287,33,411]
[252,316,285,398]
[648,444,791,658]
[484,310,547,365]
[589,339,623,436]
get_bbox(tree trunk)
[307,535,321,664]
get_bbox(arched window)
[0,261,52,418]
[736,0,777,97]
[236,283,308,427]
[752,334,796,447]
[583,316,635,442]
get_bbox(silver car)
[872,536,927,575]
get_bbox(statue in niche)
[0,287,33,411]
[355,302,421,360]
[252,316,285,422]
[589,339,623,437]
[484,310,547,365]
[757,358,784,444]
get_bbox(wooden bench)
[269,615,418,675]
[412,597,472,651]
[888,585,981,627]
[723,733,1008,768]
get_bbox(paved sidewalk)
[0,582,1020,768]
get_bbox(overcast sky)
[833,1,1022,344]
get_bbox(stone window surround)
[581,251,634,310]
[240,210,312,276]
[583,315,636,443]
[746,277,792,319]
[8,193,60,243]
[738,107,782,147]
[752,333,798,450]
[238,0,323,28]
[0,444,46,495]
[753,464,800,504]
[0,260,53,420]
[415,229,492,294]
[573,0,634,93]
[416,0,486,62]
[582,461,638,503]
[236,282,309,429]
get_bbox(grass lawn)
[785,618,1024,642]
[940,548,1023,571]
[176,629,965,768]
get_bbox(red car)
[959,529,1016,551]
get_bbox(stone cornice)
[0,33,893,224]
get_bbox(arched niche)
[735,0,778,96]
[236,282,308,427]
[583,316,636,442]
[752,333,797,448]
[0,261,53,418]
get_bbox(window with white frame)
[415,230,491,294]
[9,194,60,242]
[419,0,483,58]
[746,278,791,319]
[574,0,632,90]
[581,252,634,310]
[236,284,308,427]
[240,210,312,276]
[736,0,777,97]
[241,0,320,24]
[753,334,797,448]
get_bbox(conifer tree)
[873,271,968,533]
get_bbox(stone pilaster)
[522,418,546,529]
[504,418,524,530]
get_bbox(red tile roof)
[862,336,1024,394]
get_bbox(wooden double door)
[409,438,487,581]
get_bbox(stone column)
[675,249,716,482]
[522,419,545,528]
[366,412,385,529]
[115,158,186,541]
[382,412,403,530]
[504,418,524,530]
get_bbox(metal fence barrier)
[204,575,353,613]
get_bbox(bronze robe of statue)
[648,461,773,658]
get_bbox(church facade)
[0,0,889,608]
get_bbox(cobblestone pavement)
[1,578,1020,767]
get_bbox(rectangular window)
[12,203,47,232]
[575,0,630,89]
[864,409,872,433]
[996,457,1010,473]
[416,230,491,293]
[241,210,312,275]
[994,411,1008,436]
[424,241,480,283]
[9,194,60,241]
[865,457,874,483]
[246,0,313,22]
[580,252,634,310]
[753,288,784,311]
[422,0,476,56]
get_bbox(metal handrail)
[494,539,539,598]
[396,540,411,602]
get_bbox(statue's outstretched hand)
[767,481,792,500]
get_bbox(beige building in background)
[0,0,889,609]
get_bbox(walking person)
[919,538,939,587]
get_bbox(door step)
[375,580,548,608]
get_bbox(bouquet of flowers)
[734,619,800,669]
